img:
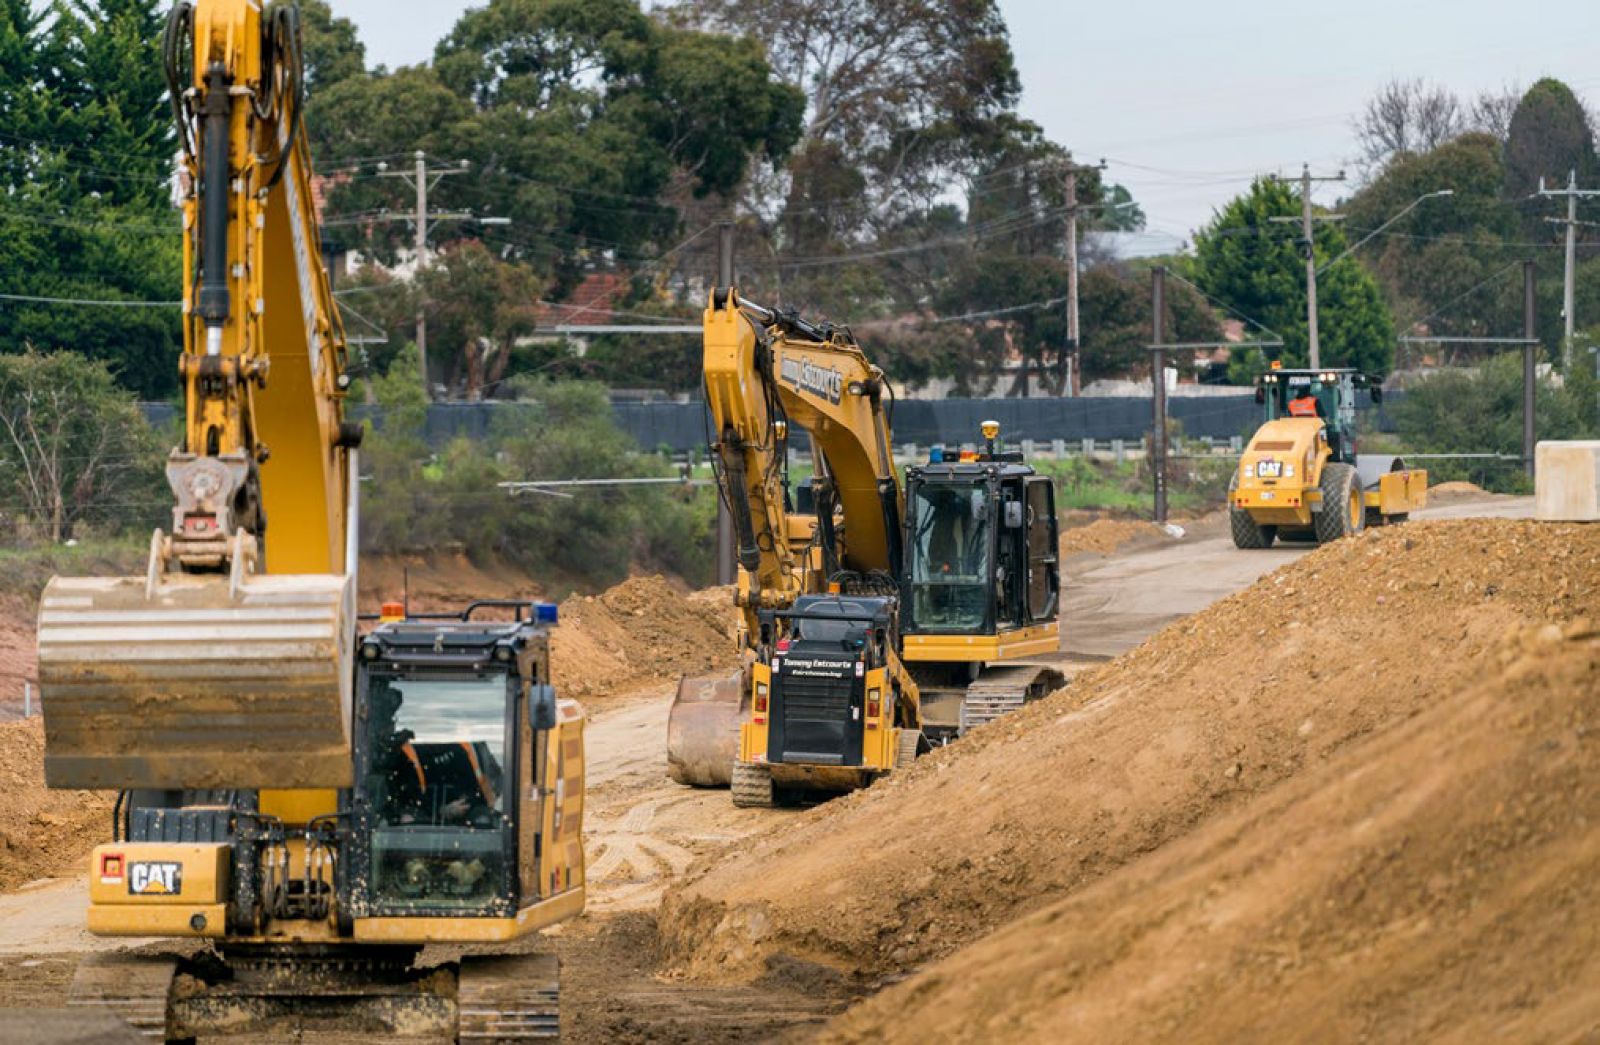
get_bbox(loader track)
[731,761,774,807]
[958,665,1067,735]
[458,953,561,1041]
[68,952,179,1040]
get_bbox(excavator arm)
[703,289,902,638]
[38,0,358,791]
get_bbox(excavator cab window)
[359,671,514,915]
[906,481,994,632]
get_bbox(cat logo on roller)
[129,861,183,897]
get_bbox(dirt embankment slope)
[657,520,1600,986]
[825,624,1599,1044]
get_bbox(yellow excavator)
[36,4,584,1039]
[667,291,1064,806]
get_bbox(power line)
[0,292,180,308]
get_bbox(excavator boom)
[38,0,356,791]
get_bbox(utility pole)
[1268,165,1346,370]
[1151,265,1168,525]
[1524,260,1538,480]
[378,151,471,397]
[1539,170,1600,371]
[1061,158,1107,396]
[715,219,737,587]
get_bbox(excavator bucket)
[666,667,749,787]
[37,566,354,791]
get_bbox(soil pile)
[1429,479,1487,497]
[0,719,111,892]
[1059,519,1164,557]
[552,577,738,704]
[825,625,1600,1044]
[657,519,1600,985]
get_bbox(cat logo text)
[128,861,183,896]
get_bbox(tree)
[0,350,163,540]
[1354,79,1465,176]
[1395,353,1595,491]
[313,0,801,293]
[0,1,182,397]
[1342,133,1521,349]
[666,0,1025,230]
[1504,78,1599,202]
[47,0,173,210]
[417,241,544,400]
[1192,178,1394,377]
[297,0,366,93]
[1078,263,1219,384]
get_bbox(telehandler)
[37,4,584,1038]
[1230,365,1427,548]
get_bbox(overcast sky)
[336,0,1600,250]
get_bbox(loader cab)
[902,446,1059,638]
[348,601,561,920]
[1256,368,1379,465]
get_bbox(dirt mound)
[657,519,1600,984]
[552,577,738,704]
[1059,519,1163,557]
[824,625,1600,1044]
[1428,479,1490,500]
[0,719,111,892]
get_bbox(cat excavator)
[35,4,583,1039]
[666,290,1064,805]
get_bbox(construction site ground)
[5,489,1590,1043]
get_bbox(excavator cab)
[901,431,1064,739]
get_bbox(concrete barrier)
[1535,441,1600,521]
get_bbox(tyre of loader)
[1314,462,1365,545]
[1228,473,1276,549]
[666,666,750,787]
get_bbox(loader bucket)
[665,667,749,787]
[37,569,354,791]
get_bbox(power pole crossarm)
[378,150,472,397]
[1539,171,1600,370]
[1268,164,1346,370]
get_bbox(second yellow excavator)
[667,291,1064,806]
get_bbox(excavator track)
[958,665,1066,735]
[69,953,180,1041]
[458,953,561,1041]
